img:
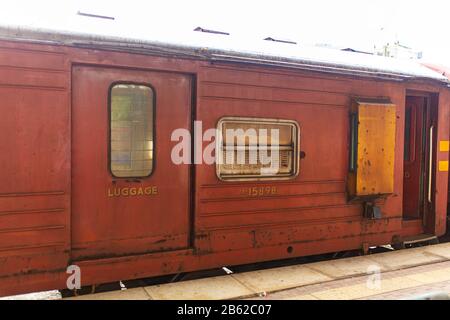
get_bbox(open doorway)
[402,93,438,232]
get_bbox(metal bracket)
[364,202,382,219]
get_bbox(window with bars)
[110,83,154,178]
[217,118,299,181]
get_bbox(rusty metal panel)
[0,41,70,291]
[348,100,396,198]
[71,66,192,260]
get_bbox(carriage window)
[110,84,154,178]
[217,118,299,181]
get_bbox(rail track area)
[2,238,449,300]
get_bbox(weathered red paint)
[403,95,436,221]
[71,66,192,260]
[423,64,450,233]
[0,37,449,297]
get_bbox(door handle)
[428,125,433,203]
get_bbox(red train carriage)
[0,26,449,297]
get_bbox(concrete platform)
[144,275,254,300]
[65,287,150,300]
[250,261,450,300]
[65,242,450,300]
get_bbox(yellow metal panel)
[356,104,396,196]
[439,161,449,172]
[440,140,450,152]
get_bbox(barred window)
[110,84,154,178]
[217,118,299,181]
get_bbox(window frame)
[108,81,156,179]
[216,117,300,182]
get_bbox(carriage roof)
[0,23,447,84]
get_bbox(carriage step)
[402,234,438,245]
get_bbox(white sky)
[0,0,449,65]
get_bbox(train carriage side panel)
[0,40,70,286]
[195,64,407,254]
[436,88,450,236]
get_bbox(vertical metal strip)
[428,125,434,203]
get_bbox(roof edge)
[0,24,448,85]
